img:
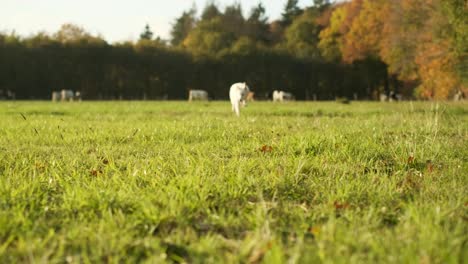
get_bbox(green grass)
[0,101,467,263]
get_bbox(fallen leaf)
[260,145,273,153]
[99,157,109,165]
[333,201,349,210]
[90,169,103,176]
[426,160,433,173]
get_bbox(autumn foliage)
[0,0,465,100]
[318,0,467,99]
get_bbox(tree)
[412,0,466,99]
[183,17,235,56]
[245,3,270,44]
[281,0,303,26]
[268,21,285,45]
[313,0,331,11]
[201,3,221,21]
[341,0,386,63]
[24,31,57,48]
[221,4,245,39]
[440,0,468,87]
[170,7,197,46]
[139,24,154,40]
[318,5,347,62]
[284,9,321,59]
[54,23,105,45]
[231,37,257,55]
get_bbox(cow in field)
[229,82,250,117]
[52,91,61,101]
[188,90,208,101]
[273,90,295,102]
[75,91,82,101]
[380,91,402,102]
[454,90,464,101]
[0,90,15,100]
[61,90,74,101]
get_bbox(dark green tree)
[284,9,322,59]
[313,0,330,9]
[201,3,221,21]
[245,3,270,44]
[139,24,154,40]
[281,0,303,26]
[221,4,245,39]
[170,7,196,46]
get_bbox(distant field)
[0,101,467,263]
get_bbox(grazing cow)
[6,90,15,100]
[394,93,403,102]
[454,90,464,101]
[188,90,208,101]
[75,91,82,101]
[273,90,295,102]
[229,82,250,117]
[61,89,74,101]
[0,90,15,100]
[380,91,402,102]
[379,93,388,102]
[52,91,61,101]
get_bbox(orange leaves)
[415,40,460,99]
[319,0,462,99]
[342,0,386,63]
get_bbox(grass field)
[0,101,467,263]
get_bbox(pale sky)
[1,0,315,43]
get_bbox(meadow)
[0,101,466,263]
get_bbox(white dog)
[229,82,250,117]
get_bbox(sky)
[1,0,315,43]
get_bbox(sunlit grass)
[0,101,466,263]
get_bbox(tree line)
[0,0,465,100]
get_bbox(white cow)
[454,90,464,101]
[61,89,74,102]
[273,90,295,102]
[52,91,61,101]
[229,82,250,117]
[75,91,82,101]
[188,90,208,101]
